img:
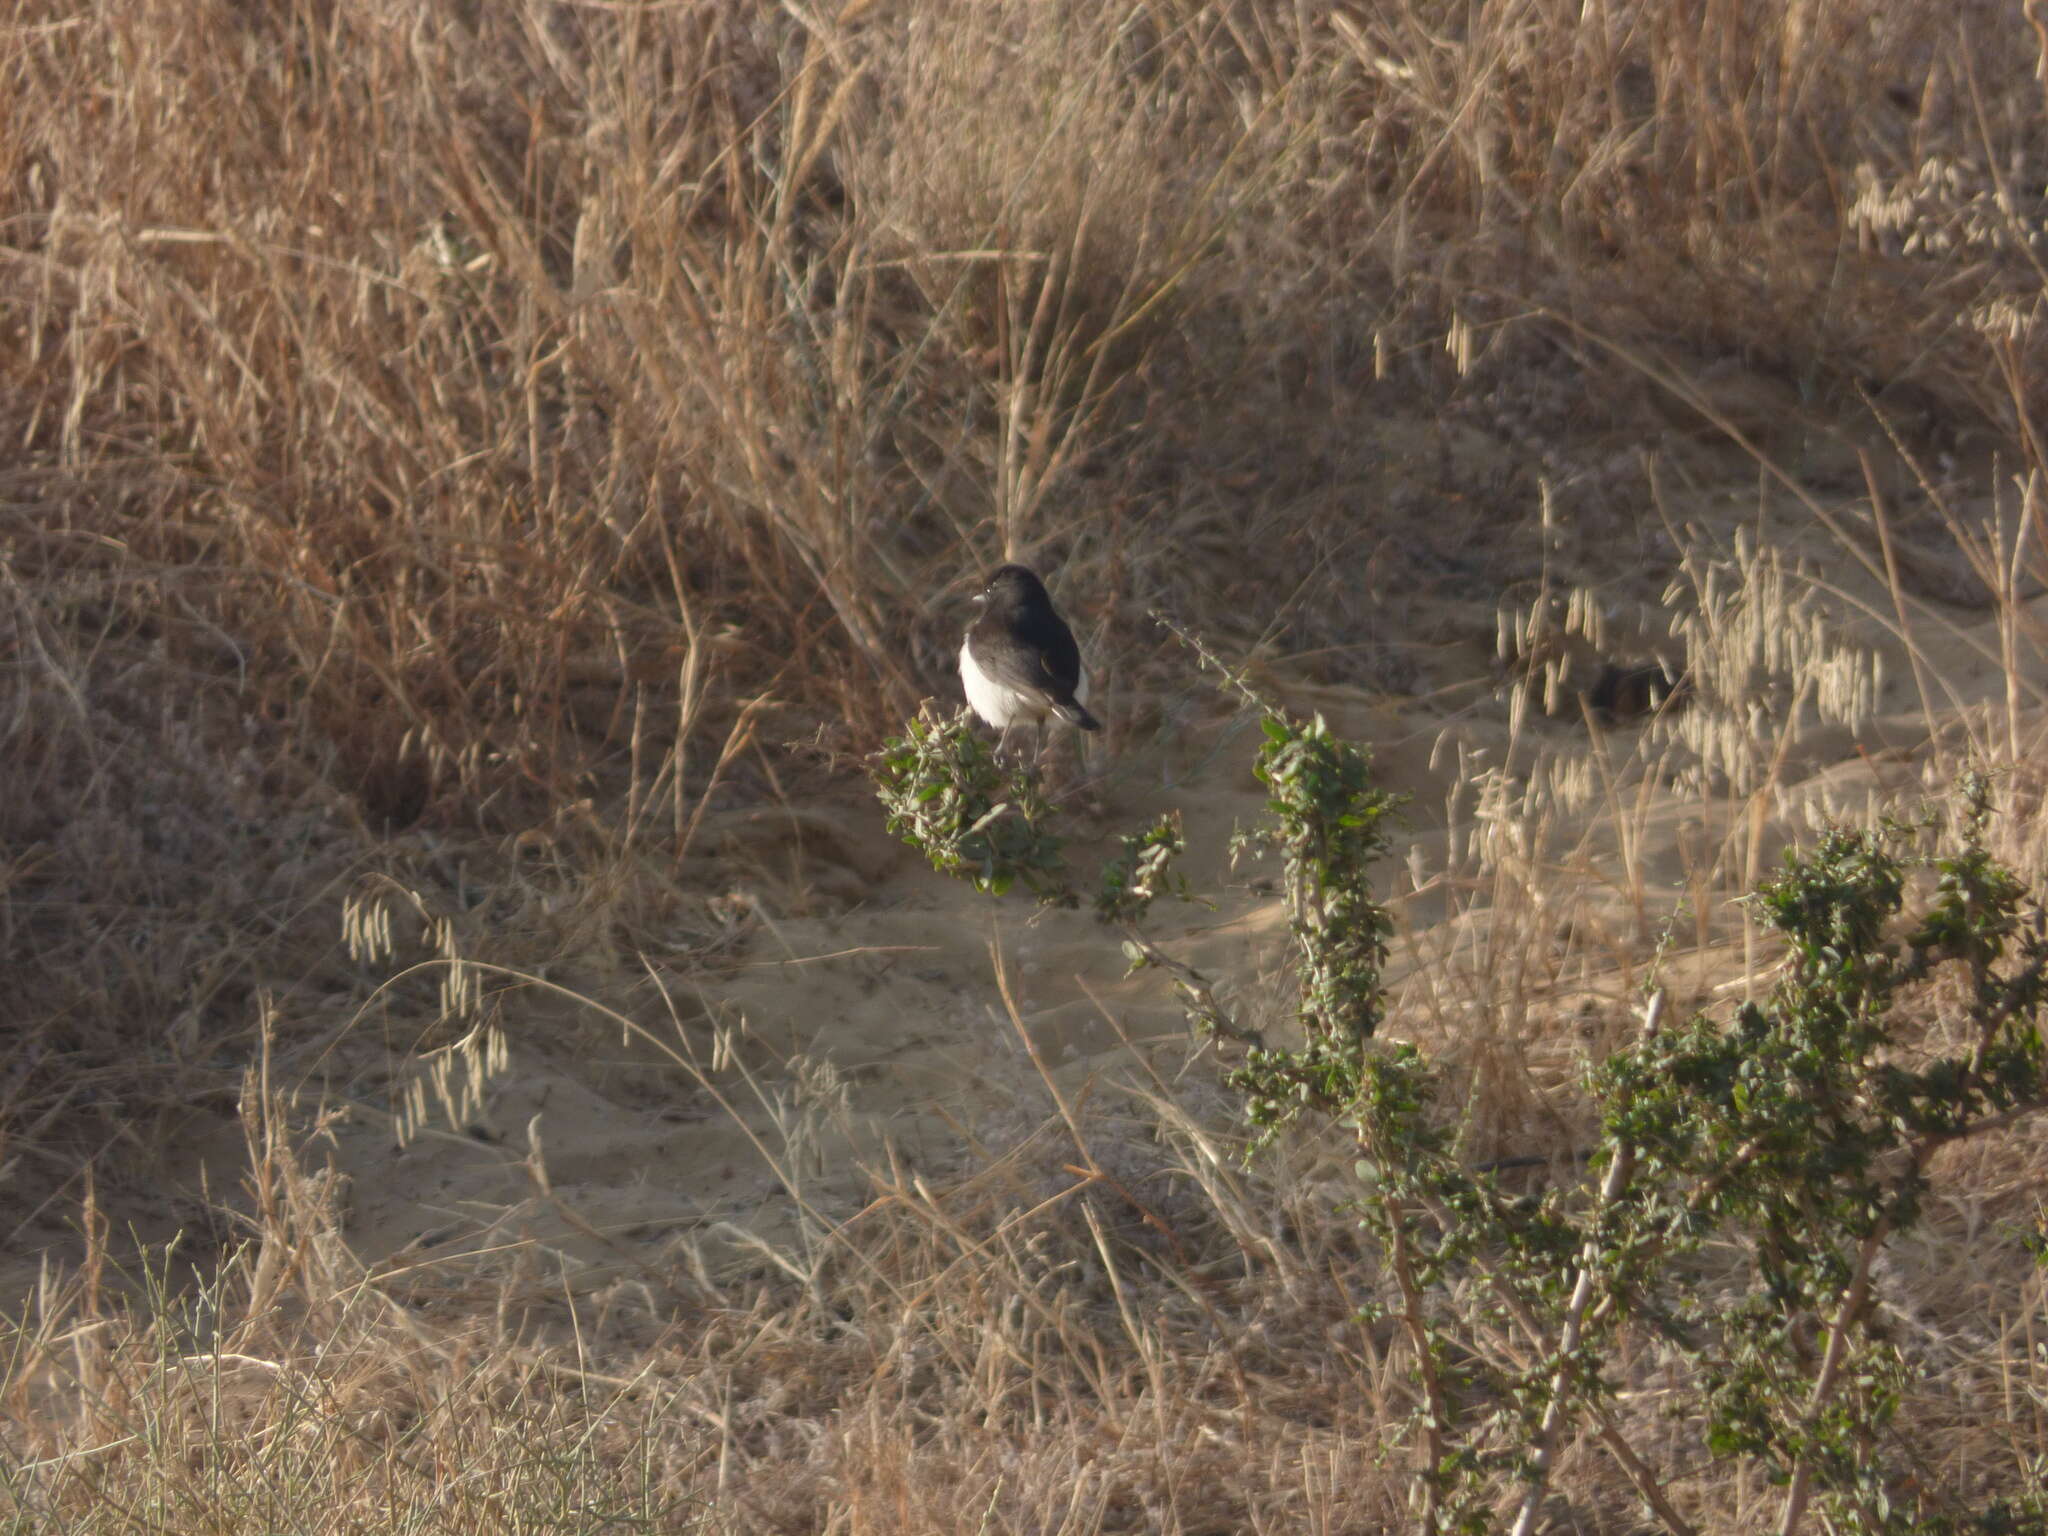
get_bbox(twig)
[1511,991,1667,1536]
[1150,609,1275,713]
[1117,924,1265,1050]
[1381,1192,1449,1536]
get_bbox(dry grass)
[0,1051,1407,1533]
[7,0,2048,1529]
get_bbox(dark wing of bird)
[975,608,1084,704]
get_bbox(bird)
[959,563,1101,760]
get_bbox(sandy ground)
[20,417,2047,1327]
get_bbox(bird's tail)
[1054,700,1102,731]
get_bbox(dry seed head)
[342,887,396,966]
[1968,294,2043,343]
[1447,314,1475,376]
[1655,536,1882,794]
[396,1020,509,1148]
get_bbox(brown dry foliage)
[6,0,2048,1531]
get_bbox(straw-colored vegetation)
[6,0,2048,1530]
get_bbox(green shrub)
[875,689,2048,1534]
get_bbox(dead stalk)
[1511,991,1667,1536]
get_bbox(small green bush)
[873,703,1074,905]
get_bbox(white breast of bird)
[958,637,1089,729]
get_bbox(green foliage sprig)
[1226,712,1402,1146]
[1095,812,1195,925]
[1241,711,1400,1045]
[872,703,1074,905]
